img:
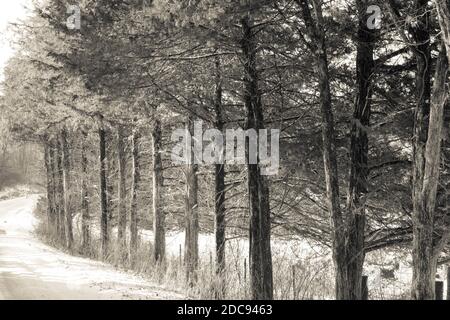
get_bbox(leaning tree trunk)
[184,116,199,285]
[214,55,226,298]
[117,126,127,257]
[298,0,347,299]
[99,123,109,259]
[314,12,346,303]
[61,127,73,250]
[432,0,450,283]
[241,15,273,300]
[344,0,376,300]
[81,130,90,251]
[152,118,165,263]
[130,127,141,260]
[410,0,434,300]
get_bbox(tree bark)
[49,141,59,236]
[152,118,165,263]
[43,138,56,234]
[410,0,434,300]
[81,130,90,251]
[55,138,65,242]
[214,55,226,298]
[49,139,58,236]
[434,0,450,65]
[184,116,199,285]
[130,127,141,260]
[61,127,73,250]
[117,126,127,255]
[412,45,449,299]
[99,123,109,259]
[344,0,376,300]
[106,129,115,239]
[298,0,346,299]
[241,15,273,300]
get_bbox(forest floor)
[0,195,185,300]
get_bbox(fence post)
[447,266,450,300]
[244,258,247,298]
[210,251,213,275]
[361,275,368,300]
[244,258,248,282]
[435,280,444,300]
[292,265,296,300]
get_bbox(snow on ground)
[140,229,327,264]
[140,228,449,299]
[0,184,35,201]
[0,195,185,300]
[61,192,449,299]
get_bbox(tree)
[344,0,377,299]
[387,0,450,299]
[130,126,141,261]
[241,14,273,300]
[117,125,127,259]
[152,118,165,263]
[213,55,226,298]
[61,126,74,249]
[80,128,90,251]
[99,119,109,259]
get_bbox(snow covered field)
[2,193,446,300]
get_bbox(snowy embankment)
[0,195,184,300]
[68,194,447,299]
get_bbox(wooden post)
[361,275,369,300]
[244,258,247,298]
[292,265,296,300]
[435,280,444,300]
[179,244,182,267]
[210,251,213,275]
[447,266,450,300]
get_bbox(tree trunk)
[117,126,127,256]
[55,138,65,242]
[49,139,58,236]
[81,130,90,251]
[412,45,449,299]
[214,55,226,298]
[184,116,199,285]
[298,0,346,299]
[316,33,347,301]
[241,15,273,300]
[44,139,56,234]
[344,0,376,300]
[99,123,109,259]
[61,127,73,250]
[152,118,165,263]
[410,0,434,300]
[106,129,115,239]
[130,127,141,260]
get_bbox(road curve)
[0,195,183,300]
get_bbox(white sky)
[0,0,33,82]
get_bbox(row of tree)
[0,0,449,299]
